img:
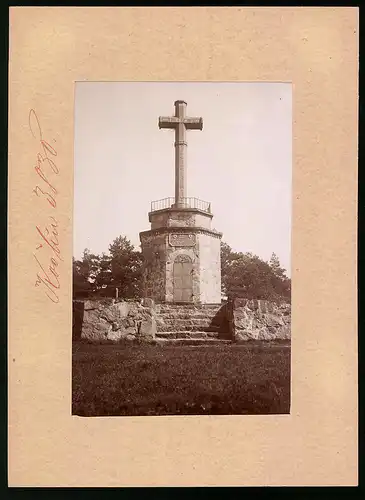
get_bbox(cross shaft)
[159,100,203,208]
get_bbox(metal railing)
[150,197,212,214]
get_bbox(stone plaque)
[169,233,195,247]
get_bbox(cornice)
[148,207,214,222]
[140,226,223,240]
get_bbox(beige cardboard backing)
[8,7,358,486]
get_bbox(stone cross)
[159,100,203,208]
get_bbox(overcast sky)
[74,82,292,275]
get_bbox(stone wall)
[198,232,222,304]
[139,233,167,301]
[227,298,291,341]
[73,298,157,343]
[140,227,222,304]
[194,212,213,229]
[140,207,222,304]
[166,211,195,228]
[73,297,291,344]
[149,209,213,230]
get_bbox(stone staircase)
[155,303,232,345]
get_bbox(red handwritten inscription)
[29,109,62,304]
[34,218,61,304]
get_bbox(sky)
[74,82,292,275]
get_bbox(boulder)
[76,298,157,343]
[227,298,291,342]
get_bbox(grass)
[72,341,291,416]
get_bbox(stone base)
[227,298,291,341]
[140,207,222,304]
[140,228,222,304]
[73,298,157,343]
[73,298,291,345]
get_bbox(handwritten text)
[29,109,62,303]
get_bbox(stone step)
[157,303,223,308]
[157,314,220,320]
[156,317,224,328]
[155,338,232,346]
[156,331,220,339]
[156,311,222,320]
[156,306,224,314]
[157,324,224,333]
[156,322,221,332]
[156,317,221,327]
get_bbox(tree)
[269,252,291,302]
[73,237,291,303]
[72,238,144,300]
[72,257,91,297]
[221,242,291,303]
[221,242,242,296]
[94,252,113,295]
[108,236,143,299]
[72,249,100,298]
[269,252,286,279]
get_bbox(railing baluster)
[150,196,211,213]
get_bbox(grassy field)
[72,341,291,416]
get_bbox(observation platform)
[150,197,211,214]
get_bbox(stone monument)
[139,100,222,304]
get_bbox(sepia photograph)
[8,5,358,487]
[72,81,292,417]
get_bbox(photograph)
[72,81,292,417]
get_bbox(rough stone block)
[142,298,155,308]
[76,299,157,342]
[115,301,130,319]
[227,298,291,342]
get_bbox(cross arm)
[159,116,179,129]
[183,117,203,130]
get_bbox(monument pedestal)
[139,206,222,304]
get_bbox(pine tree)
[269,252,286,279]
[108,236,143,299]
[72,249,100,297]
[221,244,291,303]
